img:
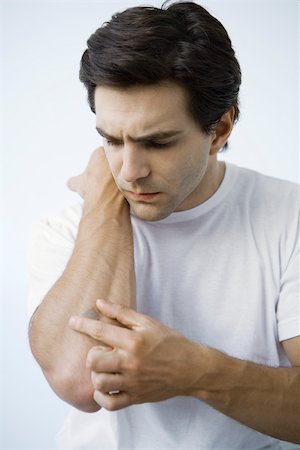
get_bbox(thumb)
[67,175,83,197]
[66,175,78,191]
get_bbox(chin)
[130,203,173,222]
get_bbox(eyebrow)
[95,126,183,142]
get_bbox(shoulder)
[232,166,299,264]
[28,203,83,277]
[31,203,83,247]
[232,164,299,215]
[28,204,83,318]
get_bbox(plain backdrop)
[1,0,299,448]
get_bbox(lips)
[128,191,159,201]
[132,191,158,195]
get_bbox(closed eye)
[104,138,172,149]
[105,139,122,147]
[145,141,171,149]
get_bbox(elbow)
[70,383,101,413]
[70,396,101,413]
[43,364,101,413]
[28,315,100,412]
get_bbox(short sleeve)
[277,187,300,342]
[27,204,82,319]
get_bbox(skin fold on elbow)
[42,364,101,413]
[28,315,100,413]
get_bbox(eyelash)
[105,139,171,149]
[150,142,171,149]
[105,140,120,147]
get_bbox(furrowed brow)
[96,127,118,141]
[95,127,183,142]
[136,130,183,142]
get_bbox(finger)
[68,315,133,349]
[67,175,80,191]
[93,389,132,411]
[91,372,124,393]
[95,299,150,330]
[86,346,118,372]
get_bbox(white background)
[1,0,299,448]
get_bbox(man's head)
[79,1,241,221]
[80,1,241,135]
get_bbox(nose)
[120,143,150,183]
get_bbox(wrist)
[82,186,128,216]
[189,345,241,402]
[76,194,133,255]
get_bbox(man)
[28,1,300,449]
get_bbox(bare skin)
[95,82,228,222]
[29,148,135,412]
[67,82,299,442]
[69,300,300,444]
[28,81,229,412]
[30,81,300,442]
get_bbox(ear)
[209,106,235,155]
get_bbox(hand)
[69,299,203,411]
[67,147,123,212]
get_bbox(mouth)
[127,191,160,202]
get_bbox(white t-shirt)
[28,163,300,450]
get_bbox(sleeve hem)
[278,316,300,342]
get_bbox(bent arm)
[28,149,135,412]
[68,301,300,441]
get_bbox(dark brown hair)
[79,1,241,137]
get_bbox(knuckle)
[105,400,117,412]
[93,390,103,407]
[93,323,104,340]
[86,354,93,369]
[129,334,144,354]
[74,316,85,329]
[92,373,107,391]
[124,355,142,375]
[115,303,127,318]
[113,357,122,373]
[87,347,106,370]
[91,372,101,389]
[87,346,98,362]
[115,303,126,311]
[96,378,105,391]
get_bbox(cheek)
[175,149,206,177]
[174,149,209,189]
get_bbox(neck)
[176,157,225,212]
[199,157,226,203]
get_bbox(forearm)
[29,194,135,411]
[193,346,300,443]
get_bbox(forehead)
[94,82,191,136]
